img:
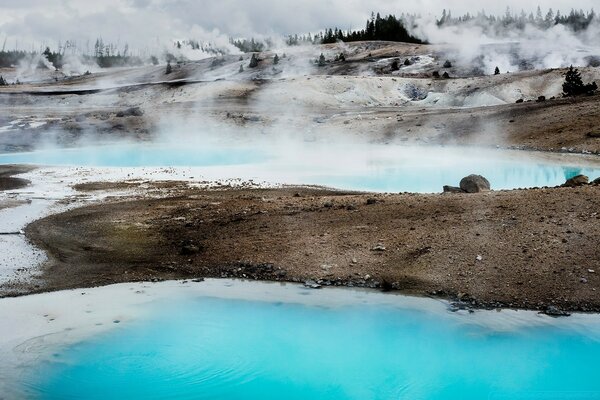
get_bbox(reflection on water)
[0,143,598,193]
[25,295,600,400]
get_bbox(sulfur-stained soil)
[19,182,600,313]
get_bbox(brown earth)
[19,183,600,313]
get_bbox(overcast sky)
[0,0,597,51]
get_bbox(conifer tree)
[249,53,259,68]
[563,65,597,96]
[318,53,326,67]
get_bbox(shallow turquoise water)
[0,143,599,192]
[0,143,266,168]
[25,296,600,400]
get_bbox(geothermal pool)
[5,280,600,400]
[1,142,599,192]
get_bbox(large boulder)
[563,175,589,187]
[460,175,491,193]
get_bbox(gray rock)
[543,306,571,317]
[592,177,600,185]
[443,185,464,193]
[116,107,144,117]
[304,280,322,289]
[563,175,589,187]
[371,243,387,252]
[180,244,201,255]
[460,175,491,193]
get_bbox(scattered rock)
[587,132,600,138]
[371,243,387,252]
[459,175,491,193]
[242,115,261,122]
[476,255,483,262]
[443,60,452,68]
[304,280,322,289]
[591,177,600,185]
[366,198,378,205]
[543,306,571,317]
[515,98,524,103]
[443,185,464,193]
[180,244,201,255]
[563,175,589,187]
[581,277,588,284]
[320,264,335,272]
[442,72,450,79]
[116,107,144,117]
[536,96,546,103]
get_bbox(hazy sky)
[0,0,597,50]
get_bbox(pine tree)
[563,65,598,96]
[494,66,500,75]
[273,54,279,65]
[239,64,244,73]
[249,53,259,68]
[165,61,172,75]
[0,75,7,86]
[318,53,326,67]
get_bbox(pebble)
[371,243,386,252]
[304,280,322,289]
[476,255,483,262]
[320,264,334,271]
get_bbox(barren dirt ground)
[15,181,600,313]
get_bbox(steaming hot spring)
[1,140,599,192]
[2,29,600,400]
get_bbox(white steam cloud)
[410,16,600,73]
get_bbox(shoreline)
[1,163,600,314]
[15,180,600,314]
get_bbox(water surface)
[0,142,598,192]
[24,288,600,400]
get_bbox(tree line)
[321,13,424,44]
[438,7,596,32]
